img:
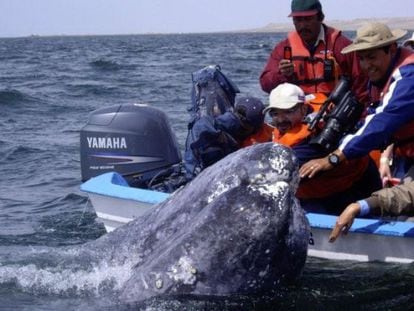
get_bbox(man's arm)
[328,202,361,242]
[298,149,346,178]
[301,66,414,178]
[260,39,293,93]
[339,70,414,160]
[329,181,414,242]
[366,181,414,217]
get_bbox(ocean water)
[0,33,413,310]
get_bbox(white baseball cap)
[263,83,311,114]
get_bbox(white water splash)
[0,259,135,296]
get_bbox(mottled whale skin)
[83,142,310,302]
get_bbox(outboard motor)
[80,103,182,189]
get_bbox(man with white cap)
[300,22,414,215]
[264,83,313,144]
[264,83,381,214]
[260,0,368,105]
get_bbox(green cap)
[289,0,322,17]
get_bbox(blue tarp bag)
[188,64,240,119]
[184,65,240,179]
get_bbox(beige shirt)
[366,181,414,217]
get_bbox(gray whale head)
[0,142,309,303]
[84,142,310,302]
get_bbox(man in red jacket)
[260,0,368,104]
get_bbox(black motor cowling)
[80,103,182,188]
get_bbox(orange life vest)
[239,123,273,147]
[288,27,341,95]
[272,123,311,146]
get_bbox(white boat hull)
[87,192,152,232]
[81,172,414,264]
[308,218,414,263]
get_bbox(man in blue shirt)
[299,23,414,209]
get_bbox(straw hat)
[263,83,308,113]
[342,22,407,54]
[403,33,414,47]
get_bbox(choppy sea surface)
[0,33,413,310]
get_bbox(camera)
[308,77,364,152]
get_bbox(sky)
[0,0,413,37]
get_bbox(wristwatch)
[328,153,340,166]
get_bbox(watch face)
[329,154,339,165]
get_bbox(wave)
[0,145,44,162]
[242,42,273,50]
[89,59,122,72]
[65,83,122,97]
[0,89,40,105]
